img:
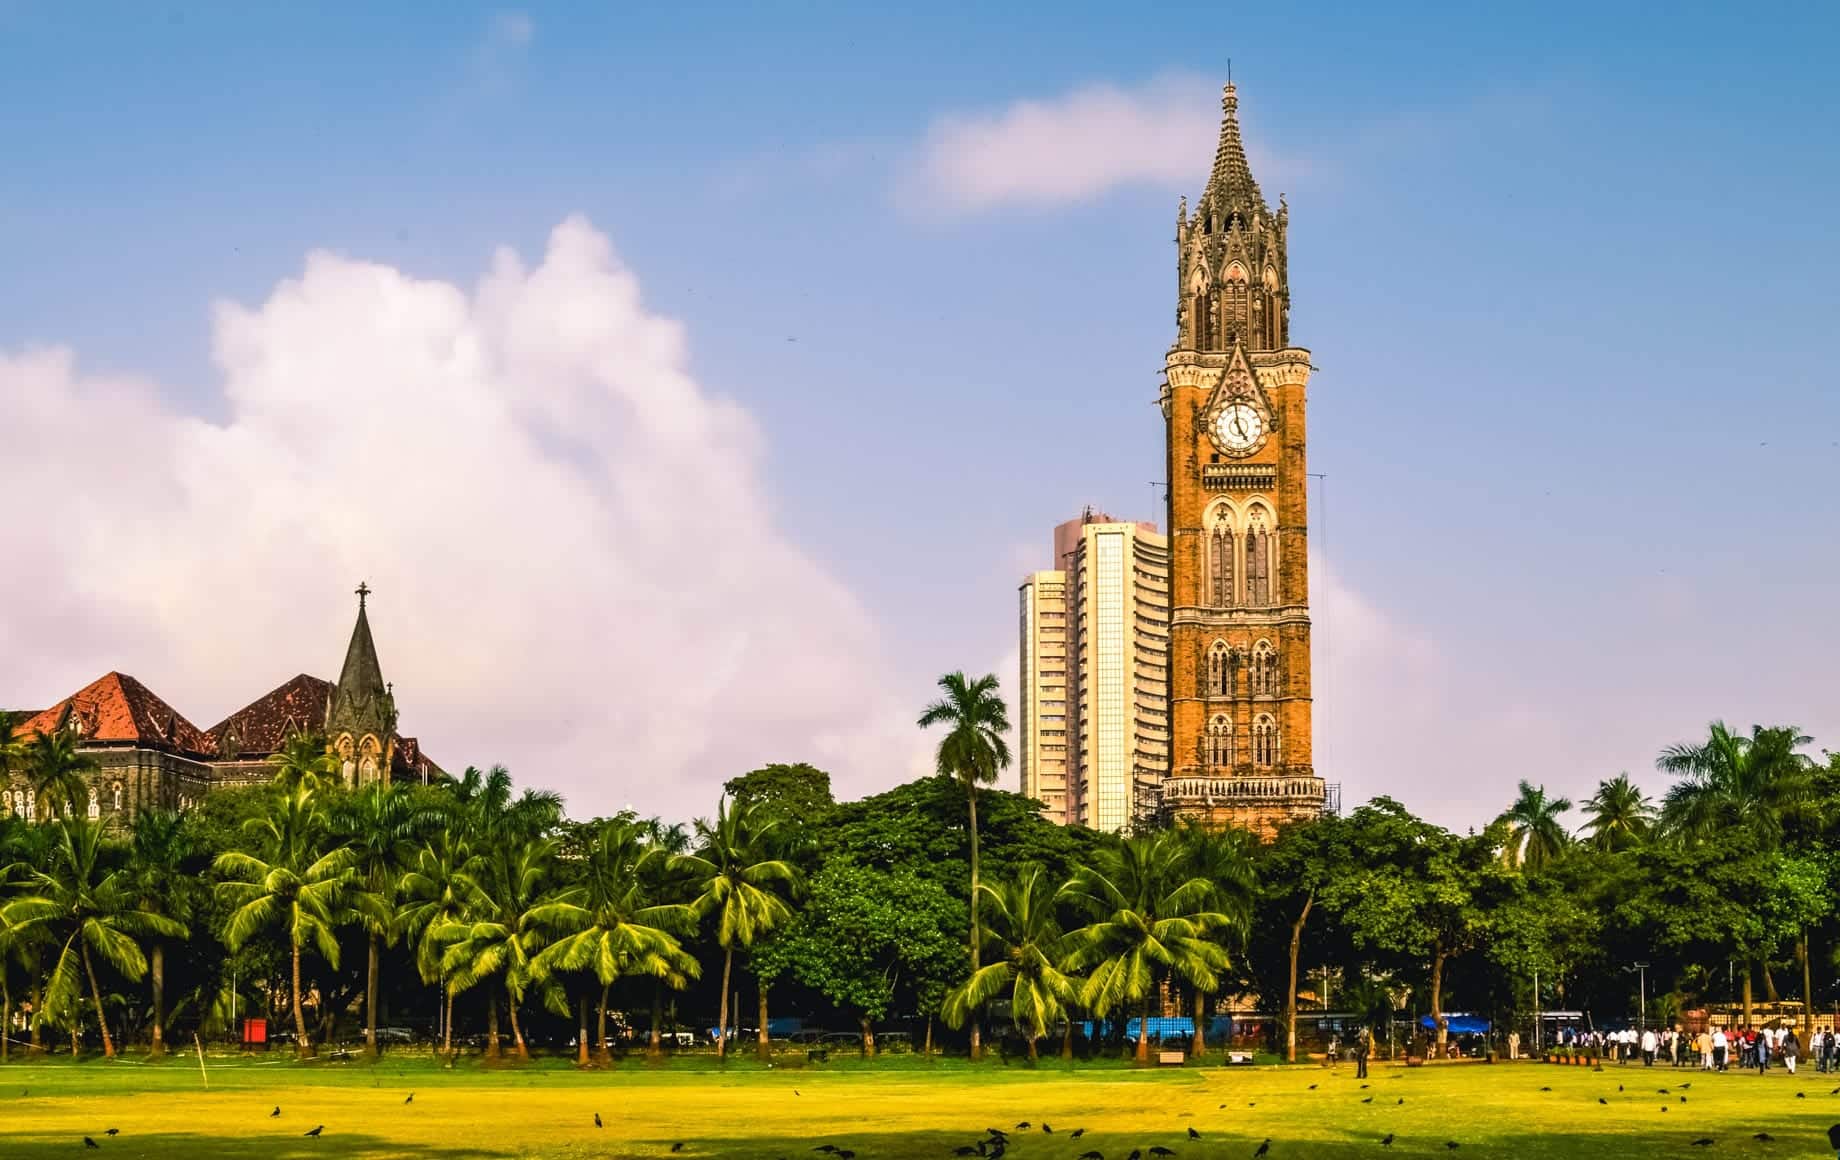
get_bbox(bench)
[1157,1051,1186,1066]
[1224,1051,1255,1066]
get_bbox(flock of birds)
[48,1070,1840,1153]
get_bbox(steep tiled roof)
[11,673,211,756]
[205,674,333,759]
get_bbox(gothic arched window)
[1245,509,1271,606]
[87,787,100,820]
[1207,640,1233,698]
[1193,290,1211,349]
[1209,511,1235,608]
[1206,714,1233,768]
[1253,714,1279,767]
[111,782,123,812]
[1252,640,1278,696]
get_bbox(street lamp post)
[1628,962,1650,1033]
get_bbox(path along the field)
[3,1054,1835,1158]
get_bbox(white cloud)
[906,74,1317,215]
[0,217,921,818]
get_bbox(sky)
[3,2,1838,829]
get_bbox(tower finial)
[355,581,371,610]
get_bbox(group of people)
[1542,1023,1840,1074]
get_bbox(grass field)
[4,1054,1836,1158]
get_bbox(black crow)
[405,1093,414,1104]
[1361,1097,1373,1104]
[953,1149,978,1157]
[1540,1087,1553,1092]
[1077,1152,1103,1160]
[1597,1098,1607,1105]
[837,1151,855,1160]
[1380,1134,1394,1147]
[1308,1084,1318,1090]
[270,1107,281,1118]
[595,1114,604,1129]
[1150,1149,1176,1158]
[83,1140,98,1150]
[1188,1127,1201,1140]
[1753,1133,1775,1143]
[1071,1129,1087,1139]
[104,1130,118,1137]
[304,1126,324,1138]
[1679,1082,1691,1089]
[1445,1144,1459,1151]
[1254,1142,1270,1159]
[1016,1122,1031,1130]
[1128,1150,1142,1160]
[1797,1092,1807,1099]
[1396,1099,1404,1106]
[1689,1140,1713,1148]
[672,1145,684,1153]
[1043,1125,1053,1134]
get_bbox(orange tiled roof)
[11,672,211,756]
[205,674,333,759]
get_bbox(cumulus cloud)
[0,217,919,817]
[906,74,1317,215]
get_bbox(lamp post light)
[1627,962,1651,1033]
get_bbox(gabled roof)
[206,674,334,759]
[10,672,211,756]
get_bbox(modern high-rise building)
[1019,511,1168,832]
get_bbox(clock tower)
[1160,82,1324,835]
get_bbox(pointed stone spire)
[326,584,397,783]
[336,584,387,706]
[1204,83,1266,216]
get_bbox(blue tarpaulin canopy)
[1419,1015,1490,1034]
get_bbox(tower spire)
[1205,81,1265,215]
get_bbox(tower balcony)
[1162,773,1324,806]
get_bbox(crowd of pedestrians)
[1540,1023,1840,1073]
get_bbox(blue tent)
[1419,1014,1490,1034]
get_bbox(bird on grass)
[270,1107,281,1118]
[1360,1084,1371,1089]
[1043,1124,1053,1134]
[813,1148,837,1155]
[304,1126,324,1138]
[953,1149,978,1157]
[1127,1149,1142,1160]
[1380,1134,1395,1147]
[1360,1097,1374,1105]
[1071,1129,1087,1139]
[405,1093,414,1105]
[1689,1140,1713,1148]
[1188,1127,1201,1140]
[1597,1098,1607,1105]
[1540,1087,1553,1093]
[1680,1096,1687,1103]
[1660,1106,1668,1113]
[1798,1092,1808,1099]
[595,1114,603,1129]
[837,1151,855,1159]
[1616,1085,1622,1092]
[1150,1148,1175,1158]
[1253,1141,1270,1159]
[1752,1132,1775,1142]
[1679,1082,1691,1089]
[1308,1084,1318,1090]
[83,1139,98,1150]
[1016,1122,1031,1130]
[1248,1102,1257,1108]
[104,1130,118,1137]
[671,1144,685,1153]
[1396,1098,1404,1106]
[1077,1152,1103,1160]
[985,1130,1008,1140]
[1445,1144,1459,1151]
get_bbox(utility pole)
[1533,968,1541,1053]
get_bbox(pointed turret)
[325,582,398,787]
[1203,84,1266,218]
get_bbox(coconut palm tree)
[916,670,1010,1060]
[0,816,53,1057]
[271,731,337,793]
[943,864,1077,1063]
[1578,773,1655,851]
[678,797,800,1060]
[1060,831,1232,1064]
[330,779,433,1055]
[213,787,356,1059]
[1175,821,1256,1056]
[532,815,699,1064]
[124,809,197,1055]
[398,828,486,1056]
[1657,721,1815,846]
[1,818,186,1058]
[1495,781,1574,870]
[440,836,562,1060]
[20,730,98,822]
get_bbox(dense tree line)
[3,677,1838,1066]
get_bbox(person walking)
[1787,1029,1803,1075]
[1641,1027,1657,1067]
[1696,1028,1713,1071]
[1757,1027,1772,1075]
[1508,1029,1520,1061]
[1355,1025,1371,1080]
[1712,1026,1729,1072]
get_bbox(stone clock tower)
[1160,82,1324,835]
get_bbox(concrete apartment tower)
[1019,510,1169,831]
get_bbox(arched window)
[111,782,123,812]
[87,787,99,820]
[1206,714,1234,768]
[1209,509,1235,608]
[1245,509,1271,606]
[1252,640,1278,696]
[1253,714,1279,767]
[1207,640,1233,697]
[1193,290,1211,349]
[1,791,10,815]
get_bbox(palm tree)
[0,817,53,1056]
[213,787,356,1059]
[1578,773,1655,851]
[1175,822,1256,1057]
[20,730,98,821]
[271,731,337,793]
[943,865,1077,1063]
[1495,781,1574,870]
[0,710,23,797]
[532,816,699,1064]
[1060,831,1232,1064]
[1,819,186,1058]
[678,797,801,1060]
[398,828,486,1056]
[916,670,1010,1061]
[330,779,432,1055]
[440,837,562,1060]
[124,809,197,1056]
[1657,722,1815,846]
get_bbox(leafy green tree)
[723,763,835,829]
[2,819,185,1058]
[1061,831,1231,1063]
[213,787,355,1058]
[533,815,700,1062]
[1578,773,1654,852]
[270,731,336,793]
[943,864,1075,1062]
[330,779,432,1055]
[440,836,561,1059]
[678,797,800,1059]
[1495,780,1573,870]
[124,809,198,1055]
[1761,852,1833,1034]
[916,671,1010,1061]
[1252,814,1359,1062]
[20,730,98,821]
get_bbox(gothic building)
[1160,83,1326,834]
[2,587,439,825]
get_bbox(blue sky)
[3,2,1837,825]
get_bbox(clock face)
[1213,402,1264,454]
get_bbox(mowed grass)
[3,1053,1835,1158]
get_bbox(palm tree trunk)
[149,942,166,1057]
[2,976,10,1063]
[576,992,589,1066]
[967,783,982,1062]
[486,992,500,1059]
[925,1015,934,1058]
[80,940,116,1059]
[1430,944,1448,1055]
[860,1015,874,1057]
[597,981,612,1064]
[1061,1019,1073,1061]
[1286,891,1313,1063]
[290,943,312,1059]
[1742,965,1754,1028]
[29,979,43,1054]
[648,982,664,1058]
[1801,932,1815,1037]
[757,981,770,1062]
[1026,1034,1038,1063]
[716,945,733,1061]
[1135,994,1150,1063]
[507,987,528,1060]
[442,988,455,1061]
[1191,989,1207,1058]
[365,933,380,1057]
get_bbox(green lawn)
[2,1054,1834,1158]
